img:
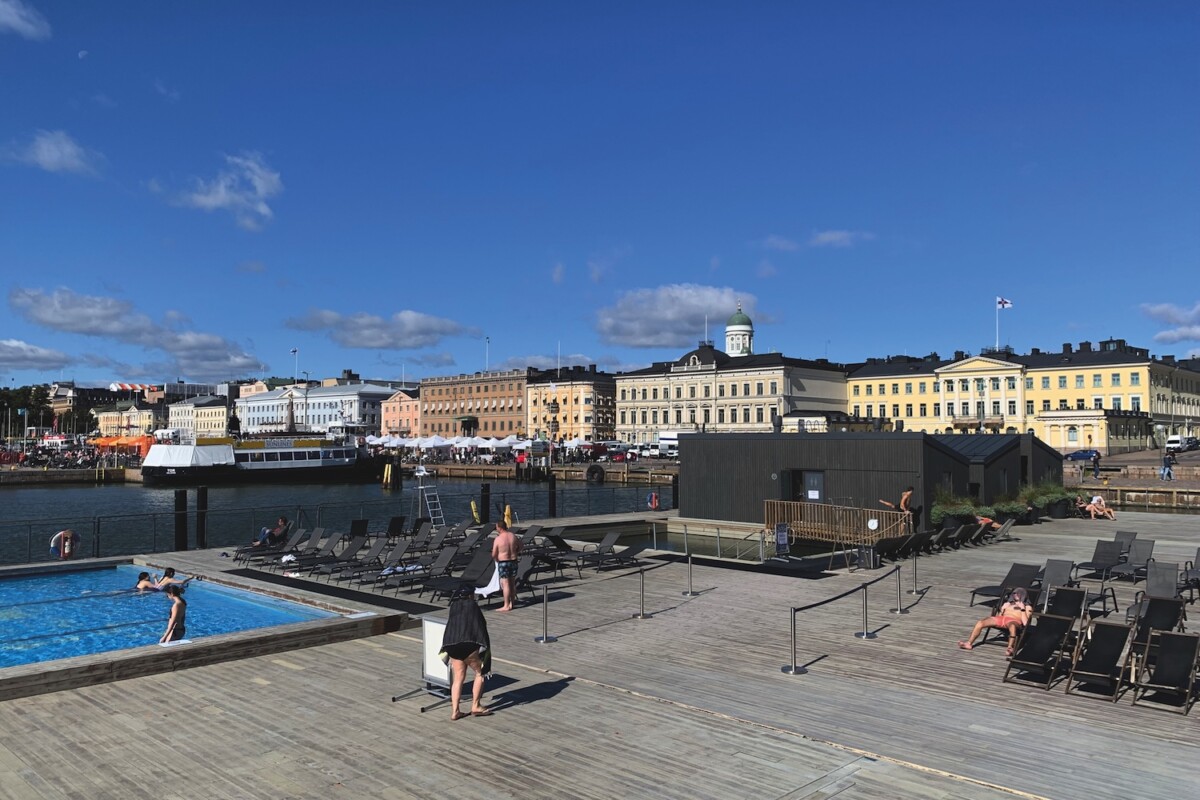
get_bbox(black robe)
[439,593,492,675]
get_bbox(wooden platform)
[2,511,1198,798]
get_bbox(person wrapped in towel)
[439,590,494,720]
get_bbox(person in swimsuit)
[154,567,194,589]
[439,592,493,720]
[134,572,158,592]
[491,521,522,612]
[160,584,187,643]
[958,588,1033,656]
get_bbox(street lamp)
[547,397,560,468]
[977,381,986,434]
[301,371,310,432]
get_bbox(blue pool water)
[0,565,336,668]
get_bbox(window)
[756,382,763,396]
[743,383,750,396]
[919,403,927,416]
[1130,373,1141,386]
[959,379,970,391]
[933,402,941,416]
[1075,375,1084,389]
[1058,376,1067,389]
[905,382,913,394]
[1025,400,1034,415]
[892,404,900,417]
[689,386,696,399]
[892,384,899,395]
[1131,396,1141,411]
[652,388,658,400]
[1092,374,1103,388]
[641,410,647,424]
[755,407,764,423]
[975,401,985,416]
[992,401,1001,415]
[1042,376,1051,389]
[946,402,955,416]
[1059,400,1069,410]
[703,409,710,424]
[675,387,683,399]
[651,410,658,424]
[919,382,926,393]
[879,384,887,395]
[719,384,726,397]
[991,378,1000,391]
[703,385,710,398]
[675,410,682,424]
[853,385,860,396]
[905,403,913,416]
[717,408,725,423]
[1042,400,1051,411]
[865,385,872,396]
[769,381,777,394]
[1111,397,1122,411]
[641,389,648,400]
[866,404,874,417]
[1111,373,1121,387]
[852,405,860,416]
[731,384,738,397]
[1067,426,1078,443]
[933,381,941,392]
[1006,377,1016,390]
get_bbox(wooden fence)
[763,500,909,547]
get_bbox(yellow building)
[846,339,1197,454]
[419,369,527,437]
[527,365,616,443]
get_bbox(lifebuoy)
[646,492,659,510]
[50,530,78,560]
[585,465,605,484]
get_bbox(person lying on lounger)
[1089,495,1116,520]
[958,588,1033,656]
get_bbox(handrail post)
[759,529,765,562]
[890,566,909,614]
[908,547,922,595]
[854,584,877,639]
[652,522,657,550]
[534,585,557,643]
[781,609,807,674]
[683,524,688,554]
[715,526,722,558]
[682,553,699,597]
[632,568,653,619]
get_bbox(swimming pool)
[0,565,337,668]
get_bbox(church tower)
[724,302,754,356]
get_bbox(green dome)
[727,306,752,326]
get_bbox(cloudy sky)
[2,1,1198,385]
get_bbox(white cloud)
[0,0,50,40]
[808,229,876,248]
[0,338,70,371]
[1142,302,1200,345]
[10,129,100,175]
[153,78,180,102]
[176,151,282,231]
[285,308,480,350]
[551,262,565,284]
[77,49,87,59]
[9,287,260,381]
[596,284,759,348]
[760,234,799,252]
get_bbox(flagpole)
[996,301,1000,350]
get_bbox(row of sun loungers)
[869,519,1015,567]
[967,528,1200,713]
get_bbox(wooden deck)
[2,511,1198,798]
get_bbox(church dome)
[727,307,752,327]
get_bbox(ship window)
[235,453,250,463]
[278,452,294,461]
[265,453,279,462]
[250,453,265,463]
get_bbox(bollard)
[890,566,909,614]
[196,486,208,550]
[173,489,188,551]
[534,585,557,643]
[715,526,722,558]
[781,610,807,674]
[548,472,557,517]
[854,585,877,639]
[683,524,689,554]
[632,568,653,619]
[682,553,699,597]
[652,522,657,550]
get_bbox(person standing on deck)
[160,584,187,643]
[491,520,522,612]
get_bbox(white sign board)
[421,614,451,688]
[775,522,790,555]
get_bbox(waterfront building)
[166,396,230,442]
[527,365,616,443]
[844,339,1197,454]
[419,369,527,437]
[92,400,166,437]
[381,388,420,436]
[614,306,848,445]
[234,382,393,435]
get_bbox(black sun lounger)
[1064,620,1133,702]
[970,563,1040,607]
[1002,613,1075,690]
[1131,631,1200,715]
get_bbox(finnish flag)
[996,297,1013,309]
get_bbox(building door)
[802,471,825,503]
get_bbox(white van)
[1166,434,1184,453]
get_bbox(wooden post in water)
[480,483,491,524]
[195,486,208,549]
[173,489,188,551]
[548,472,557,517]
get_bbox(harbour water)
[0,479,670,565]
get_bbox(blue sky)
[2,1,1198,386]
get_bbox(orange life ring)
[646,492,659,510]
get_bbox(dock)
[1,512,1197,798]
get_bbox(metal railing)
[781,565,907,675]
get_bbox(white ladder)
[421,485,445,526]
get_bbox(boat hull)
[139,459,383,487]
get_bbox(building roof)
[620,342,847,378]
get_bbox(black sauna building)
[678,432,1063,526]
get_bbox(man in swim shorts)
[491,520,522,612]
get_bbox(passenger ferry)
[139,435,381,486]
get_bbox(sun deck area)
[1,511,1198,799]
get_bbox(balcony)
[948,413,1004,430]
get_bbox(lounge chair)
[1129,597,1186,665]
[873,535,912,563]
[232,520,297,562]
[1110,539,1155,582]
[1071,540,1123,612]
[969,563,1041,607]
[1131,631,1200,715]
[537,534,584,578]
[385,547,457,595]
[1113,530,1138,556]
[314,535,389,582]
[1002,613,1075,690]
[352,541,414,585]
[384,516,407,538]
[260,527,328,570]
[576,531,623,571]
[603,543,649,570]
[986,518,1015,543]
[1045,586,1089,620]
[422,547,495,601]
[1125,562,1187,623]
[294,534,368,575]
[235,527,305,565]
[1064,620,1133,702]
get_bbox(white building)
[234,383,395,435]
[166,395,229,442]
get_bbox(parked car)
[1186,436,1199,452]
[1063,449,1101,461]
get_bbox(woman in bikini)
[134,572,158,592]
[958,588,1033,656]
[159,585,187,643]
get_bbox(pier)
[1,510,1197,797]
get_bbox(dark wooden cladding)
[679,432,1063,525]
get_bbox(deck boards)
[1,511,1198,799]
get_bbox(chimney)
[1030,347,1041,355]
[1162,355,1176,365]
[1079,341,1092,353]
[1062,343,1073,354]
[954,350,966,361]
